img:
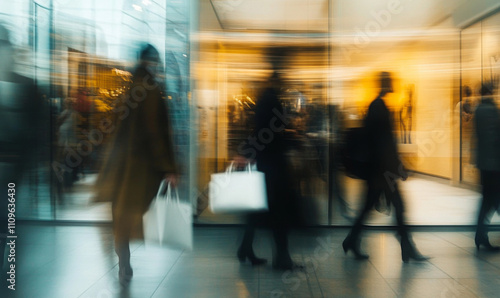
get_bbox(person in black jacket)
[342,72,428,262]
[236,67,302,270]
[473,81,500,251]
[1,24,43,270]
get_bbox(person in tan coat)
[95,44,178,283]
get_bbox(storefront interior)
[4,0,500,226]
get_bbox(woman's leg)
[383,177,407,238]
[348,177,381,241]
[238,215,266,265]
[343,176,381,259]
[113,209,133,280]
[475,170,499,250]
[272,226,292,268]
[115,237,131,270]
[384,176,428,262]
[239,224,256,254]
[477,171,492,238]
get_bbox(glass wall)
[1,0,193,221]
[460,11,500,185]
[193,39,330,224]
[460,22,482,185]
[1,0,52,220]
[193,1,497,226]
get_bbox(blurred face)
[380,72,393,94]
[143,57,161,78]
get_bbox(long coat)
[253,86,298,227]
[474,97,500,172]
[364,96,403,176]
[95,65,177,239]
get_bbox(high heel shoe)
[118,264,133,284]
[237,248,267,266]
[401,238,429,263]
[475,235,500,251]
[342,237,369,260]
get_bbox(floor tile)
[457,277,500,298]
[154,277,258,298]
[260,277,314,298]
[11,224,500,298]
[317,278,397,298]
[385,278,477,298]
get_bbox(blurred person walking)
[55,98,80,191]
[95,44,179,283]
[473,81,500,251]
[342,72,428,262]
[0,24,42,270]
[328,104,352,222]
[237,62,303,270]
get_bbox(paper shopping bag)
[143,181,193,250]
[209,163,268,213]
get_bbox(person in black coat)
[1,24,43,269]
[342,72,428,262]
[236,70,301,270]
[473,81,500,251]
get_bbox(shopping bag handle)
[156,181,180,203]
[156,180,168,197]
[226,161,255,174]
[165,181,180,204]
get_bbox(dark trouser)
[476,170,500,239]
[348,173,408,241]
[240,223,289,258]
[239,156,292,260]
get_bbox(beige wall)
[340,23,460,179]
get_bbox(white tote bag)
[143,181,193,250]
[209,162,268,213]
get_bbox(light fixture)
[132,4,143,12]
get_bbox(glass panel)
[0,0,53,220]
[460,22,482,185]
[0,0,192,221]
[194,39,330,224]
[482,13,500,98]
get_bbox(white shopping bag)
[209,162,268,213]
[143,181,193,250]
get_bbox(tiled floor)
[2,224,500,297]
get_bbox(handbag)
[209,162,268,213]
[341,127,372,180]
[143,181,193,250]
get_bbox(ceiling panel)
[210,0,328,31]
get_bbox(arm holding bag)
[143,181,193,250]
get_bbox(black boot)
[400,236,429,263]
[237,246,267,266]
[115,242,133,284]
[342,234,369,260]
[238,226,267,266]
[271,228,303,270]
[475,234,500,251]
